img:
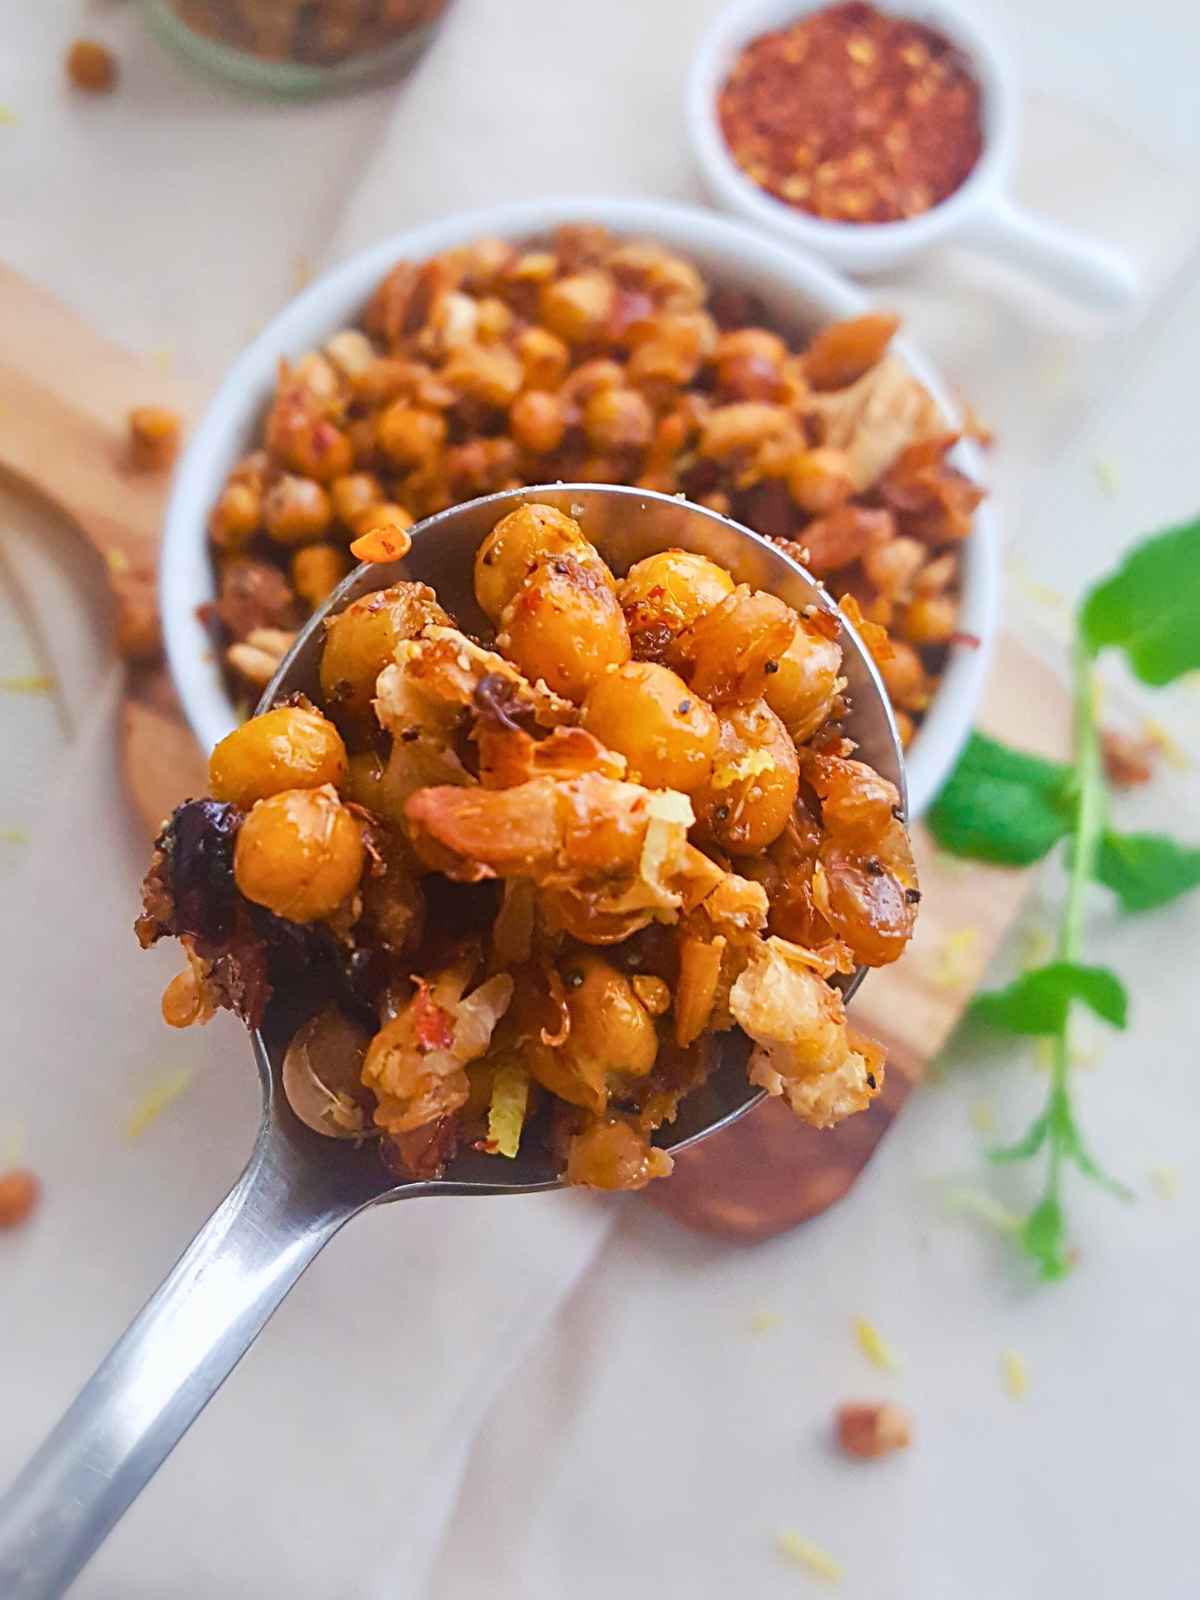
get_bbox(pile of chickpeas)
[168,0,446,64]
[206,225,981,741]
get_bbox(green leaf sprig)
[929,515,1200,1278]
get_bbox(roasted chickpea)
[714,327,788,400]
[331,472,385,532]
[694,700,799,855]
[582,661,718,791]
[539,271,616,344]
[618,551,735,652]
[442,342,523,410]
[515,325,570,390]
[530,955,659,1111]
[877,638,931,713]
[862,534,926,600]
[377,402,446,470]
[500,555,630,702]
[234,786,364,923]
[474,504,592,623]
[209,704,348,808]
[267,393,353,482]
[291,544,350,608]
[209,481,262,552]
[263,475,332,545]
[669,585,797,705]
[763,620,844,742]
[902,593,957,646]
[583,386,654,454]
[788,448,854,515]
[565,1117,671,1190]
[509,390,567,456]
[319,582,447,726]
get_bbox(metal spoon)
[0,483,904,1598]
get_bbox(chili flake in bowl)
[717,2,983,224]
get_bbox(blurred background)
[2,2,1199,1596]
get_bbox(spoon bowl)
[0,484,903,1598]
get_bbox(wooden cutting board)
[0,263,1069,1238]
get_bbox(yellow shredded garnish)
[1006,553,1068,614]
[0,106,18,126]
[941,1185,1021,1233]
[930,927,980,988]
[1001,1349,1028,1399]
[105,548,130,575]
[710,749,775,790]
[750,1310,782,1334]
[486,1061,529,1159]
[776,1532,843,1582]
[0,674,54,695]
[1020,926,1054,969]
[1093,458,1120,497]
[0,827,29,846]
[1150,1165,1181,1199]
[969,1099,996,1134]
[0,1118,26,1168]
[151,343,176,376]
[854,1316,899,1371]
[125,1067,193,1139]
[1142,716,1190,771]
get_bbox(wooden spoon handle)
[0,262,200,597]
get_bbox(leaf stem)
[1060,637,1104,964]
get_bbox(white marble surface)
[1,2,1199,1595]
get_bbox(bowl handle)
[963,195,1138,313]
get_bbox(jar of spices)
[141,0,452,96]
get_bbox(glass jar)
[141,0,452,96]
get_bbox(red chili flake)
[411,980,455,1053]
[0,1168,41,1230]
[717,2,983,224]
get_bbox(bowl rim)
[686,0,1015,265]
[161,194,997,816]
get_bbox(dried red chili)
[718,1,983,224]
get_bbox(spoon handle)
[0,1127,361,1599]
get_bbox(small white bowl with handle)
[689,0,1138,313]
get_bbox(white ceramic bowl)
[161,196,998,816]
[688,0,1137,310]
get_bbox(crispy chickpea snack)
[141,502,918,1190]
[204,224,981,741]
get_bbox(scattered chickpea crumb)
[0,675,54,695]
[940,1185,1020,1234]
[750,1310,783,1334]
[930,926,980,988]
[0,1168,40,1229]
[66,39,117,94]
[835,1400,912,1459]
[129,406,182,472]
[1100,727,1156,788]
[969,1099,995,1134]
[775,1531,843,1582]
[125,1067,194,1140]
[1001,1348,1028,1399]
[853,1315,899,1371]
[1150,1165,1181,1200]
[351,519,413,564]
[1092,458,1120,498]
[114,593,163,664]
[293,255,313,291]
